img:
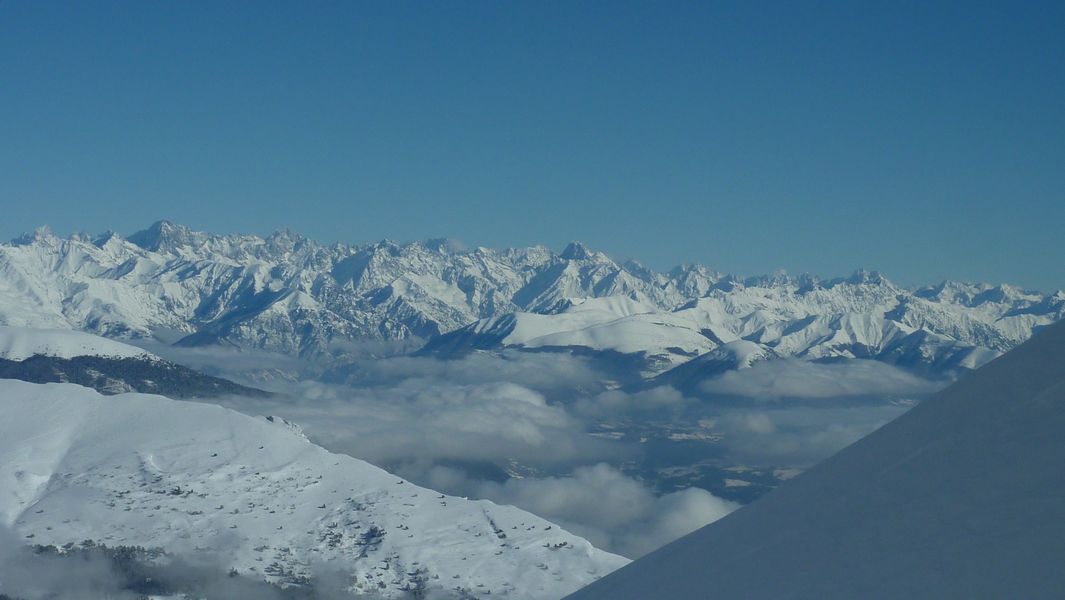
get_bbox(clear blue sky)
[2,2,1063,291]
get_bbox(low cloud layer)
[404,463,738,559]
[0,530,127,600]
[707,405,910,464]
[220,377,618,469]
[699,359,942,400]
[330,349,608,398]
[573,386,692,419]
[178,349,945,560]
[0,527,370,600]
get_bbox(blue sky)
[2,2,1063,291]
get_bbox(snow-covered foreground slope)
[0,381,627,598]
[0,325,154,361]
[1,223,1060,375]
[566,319,1065,599]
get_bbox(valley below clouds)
[164,345,942,559]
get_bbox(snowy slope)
[426,297,717,375]
[566,319,1065,599]
[0,223,1061,372]
[0,380,627,598]
[0,325,154,360]
[646,340,777,392]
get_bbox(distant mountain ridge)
[0,326,270,398]
[1,222,1061,375]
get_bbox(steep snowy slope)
[645,340,777,393]
[0,380,627,598]
[567,319,1065,599]
[422,297,717,375]
[0,325,154,360]
[0,223,1061,373]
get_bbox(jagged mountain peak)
[91,229,122,248]
[128,219,195,251]
[263,227,313,256]
[266,227,305,242]
[424,237,469,253]
[11,224,58,246]
[560,240,599,261]
[743,269,795,288]
[839,267,892,286]
[795,272,823,291]
[914,279,1045,308]
[668,263,721,278]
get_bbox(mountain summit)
[127,219,194,252]
[559,241,596,261]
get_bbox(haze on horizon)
[1,1,1062,291]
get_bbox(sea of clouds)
[145,344,942,559]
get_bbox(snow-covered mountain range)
[0,380,627,599]
[427,275,1064,377]
[2,222,1061,376]
[566,315,1065,600]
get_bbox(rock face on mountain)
[0,380,627,599]
[1,223,1061,374]
[566,319,1065,600]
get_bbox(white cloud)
[336,349,606,393]
[0,528,130,600]
[699,359,942,400]
[218,377,617,469]
[711,405,908,464]
[404,463,738,559]
[179,347,945,561]
[573,386,691,418]
[736,411,776,434]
